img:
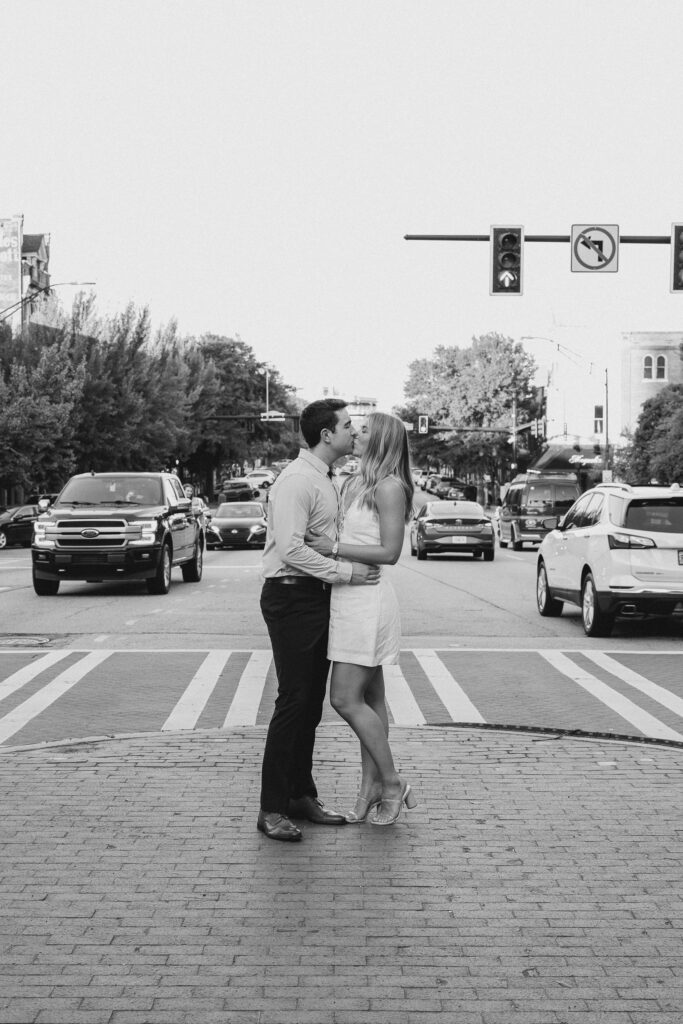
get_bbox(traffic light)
[530,419,538,438]
[490,226,523,295]
[671,224,683,292]
[418,415,429,434]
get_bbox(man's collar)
[298,448,333,476]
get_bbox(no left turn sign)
[571,224,619,272]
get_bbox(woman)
[307,411,416,826]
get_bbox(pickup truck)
[32,471,204,596]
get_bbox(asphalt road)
[0,534,682,748]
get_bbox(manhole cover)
[0,635,52,647]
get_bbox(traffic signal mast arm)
[405,233,671,243]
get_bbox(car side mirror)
[177,498,192,511]
[542,516,559,530]
[38,499,50,511]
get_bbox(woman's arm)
[308,478,406,565]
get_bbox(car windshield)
[59,477,163,505]
[624,499,683,533]
[428,501,484,517]
[217,503,263,518]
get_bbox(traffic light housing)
[490,226,523,295]
[671,224,683,292]
[418,415,429,434]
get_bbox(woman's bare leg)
[330,662,399,793]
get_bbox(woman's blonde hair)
[346,412,414,522]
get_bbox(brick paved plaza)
[1,726,682,1024]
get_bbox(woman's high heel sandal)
[345,789,382,824]
[370,783,417,826]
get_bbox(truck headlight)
[33,522,55,549]
[130,520,158,545]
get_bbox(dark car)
[218,478,260,502]
[206,502,267,549]
[0,505,41,549]
[410,500,495,561]
[32,472,204,595]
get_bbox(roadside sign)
[571,224,619,272]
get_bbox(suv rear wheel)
[537,560,563,616]
[511,525,523,552]
[581,572,614,637]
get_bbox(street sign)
[260,410,286,421]
[571,224,619,272]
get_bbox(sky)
[3,0,683,434]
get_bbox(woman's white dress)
[327,498,401,667]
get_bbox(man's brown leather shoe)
[257,810,302,842]
[288,796,346,825]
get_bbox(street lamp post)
[0,281,96,324]
[521,335,610,474]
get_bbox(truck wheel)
[182,537,203,583]
[147,543,172,594]
[416,541,427,561]
[512,526,523,552]
[33,574,59,596]
[498,528,508,548]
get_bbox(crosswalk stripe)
[412,649,486,723]
[223,650,271,727]
[383,664,426,726]
[0,651,112,744]
[161,651,232,731]
[581,651,683,719]
[0,651,73,703]
[540,650,683,742]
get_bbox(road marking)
[223,650,271,727]
[162,650,232,731]
[0,651,111,744]
[540,650,683,742]
[412,649,486,722]
[383,664,425,726]
[0,650,74,702]
[582,651,683,718]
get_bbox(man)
[258,399,379,842]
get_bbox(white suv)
[536,482,683,637]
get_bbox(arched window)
[643,355,653,380]
[656,355,667,380]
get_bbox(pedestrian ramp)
[0,647,682,748]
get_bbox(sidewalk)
[1,725,682,1024]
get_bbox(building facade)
[620,332,683,436]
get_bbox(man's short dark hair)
[300,398,347,448]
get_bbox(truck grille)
[52,518,130,549]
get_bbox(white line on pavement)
[223,650,271,727]
[0,651,112,744]
[412,649,486,723]
[582,651,683,719]
[540,650,683,742]
[162,650,232,731]
[0,650,73,703]
[383,664,426,725]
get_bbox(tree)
[400,333,539,489]
[621,383,683,483]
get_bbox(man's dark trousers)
[260,579,331,814]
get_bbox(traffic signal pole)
[404,233,671,244]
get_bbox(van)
[498,472,580,551]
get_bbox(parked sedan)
[0,505,42,549]
[410,501,495,561]
[537,482,683,637]
[206,502,268,549]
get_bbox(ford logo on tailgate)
[81,529,100,538]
